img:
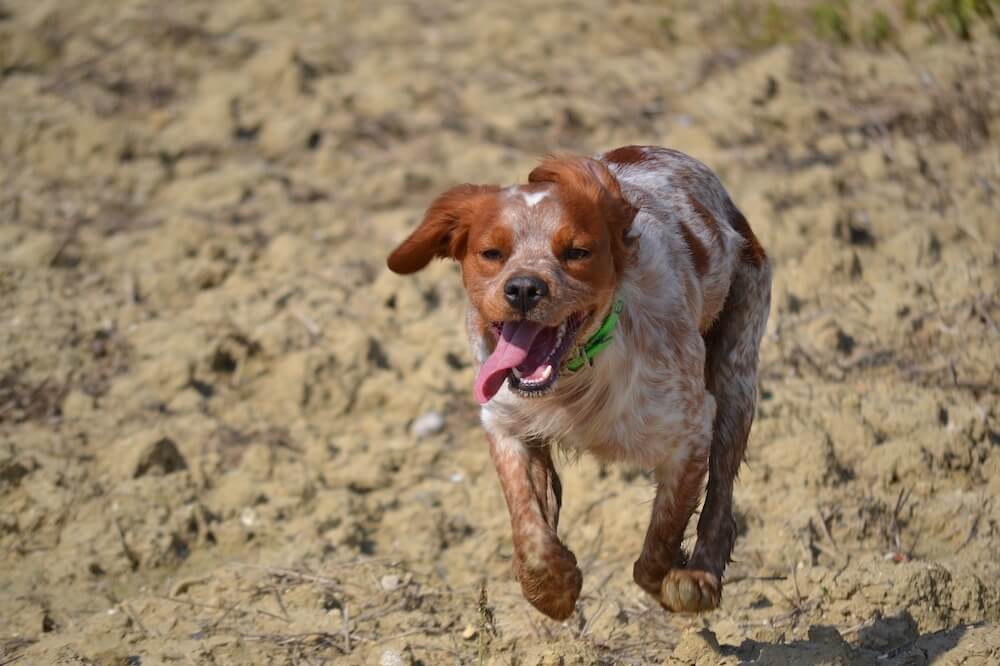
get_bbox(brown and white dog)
[387,145,771,620]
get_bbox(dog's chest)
[486,332,700,468]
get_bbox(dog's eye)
[564,247,591,261]
[481,249,503,261]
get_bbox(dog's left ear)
[387,184,500,274]
[529,156,637,272]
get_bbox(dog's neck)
[564,295,624,373]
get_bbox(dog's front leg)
[488,433,582,620]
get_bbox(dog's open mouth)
[474,314,587,404]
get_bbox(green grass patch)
[712,0,998,51]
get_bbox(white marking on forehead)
[521,190,549,208]
[498,186,562,265]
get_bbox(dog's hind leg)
[685,239,772,604]
[633,431,713,610]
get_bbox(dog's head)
[387,156,637,403]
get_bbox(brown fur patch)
[686,193,721,242]
[603,145,648,166]
[678,222,710,276]
[727,202,767,267]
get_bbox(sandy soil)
[2,1,999,664]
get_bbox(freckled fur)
[388,145,772,619]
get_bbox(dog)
[386,145,771,620]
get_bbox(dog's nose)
[504,275,549,314]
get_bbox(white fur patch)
[521,190,549,208]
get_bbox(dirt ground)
[1,1,999,664]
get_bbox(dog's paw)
[515,544,583,621]
[660,569,720,613]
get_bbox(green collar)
[565,297,624,372]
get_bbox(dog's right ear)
[387,184,500,274]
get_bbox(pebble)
[380,649,405,666]
[240,508,257,528]
[410,411,445,439]
[379,574,401,592]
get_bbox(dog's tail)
[690,199,772,578]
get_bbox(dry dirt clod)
[132,437,188,478]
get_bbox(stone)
[409,411,445,439]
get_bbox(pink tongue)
[474,321,544,404]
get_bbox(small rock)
[410,411,445,439]
[379,574,401,592]
[240,508,257,528]
[380,649,405,666]
[461,623,478,640]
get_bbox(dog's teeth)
[541,365,552,380]
[512,368,523,379]
[553,324,565,351]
